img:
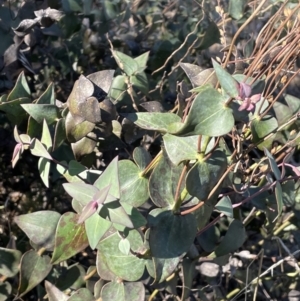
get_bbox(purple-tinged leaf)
[92,184,111,205]
[239,82,251,98]
[250,94,261,103]
[77,200,99,224]
[74,185,112,224]
[12,143,23,168]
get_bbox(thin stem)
[197,214,222,236]
[246,1,299,77]
[140,150,162,177]
[173,164,188,213]
[37,247,46,256]
[197,135,202,153]
[180,163,236,215]
[223,0,269,68]
[84,267,97,281]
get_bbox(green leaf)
[149,210,197,258]
[152,257,181,283]
[13,126,30,144]
[57,162,87,184]
[176,87,234,136]
[134,51,150,70]
[36,82,55,105]
[228,0,247,19]
[0,97,32,125]
[130,72,148,94]
[14,211,61,250]
[94,279,105,299]
[67,288,95,301]
[85,214,112,250]
[164,134,199,165]
[125,112,182,133]
[163,134,214,165]
[197,224,220,252]
[192,69,218,89]
[215,196,233,218]
[281,181,295,207]
[272,100,292,127]
[112,50,139,76]
[186,150,227,200]
[180,63,218,88]
[274,181,283,222]
[180,63,203,84]
[87,70,115,94]
[21,104,59,125]
[101,281,145,301]
[17,250,52,299]
[38,157,51,188]
[62,0,82,12]
[264,147,281,181]
[133,146,152,170]
[251,115,278,150]
[71,136,97,160]
[41,119,53,151]
[51,212,89,264]
[0,94,7,103]
[30,138,53,160]
[139,101,164,113]
[44,280,69,301]
[94,156,120,199]
[181,258,196,300]
[47,264,85,292]
[119,238,130,255]
[119,160,149,207]
[120,203,147,230]
[100,199,134,228]
[108,75,128,102]
[264,194,278,231]
[96,249,117,281]
[149,152,184,207]
[67,75,101,124]
[0,282,12,301]
[103,1,118,21]
[68,160,87,176]
[0,247,22,277]
[209,219,246,258]
[53,118,67,150]
[147,209,196,283]
[196,19,220,50]
[27,116,42,137]
[285,94,300,115]
[63,182,97,205]
[194,201,215,230]
[7,72,31,101]
[98,230,146,281]
[212,59,239,98]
